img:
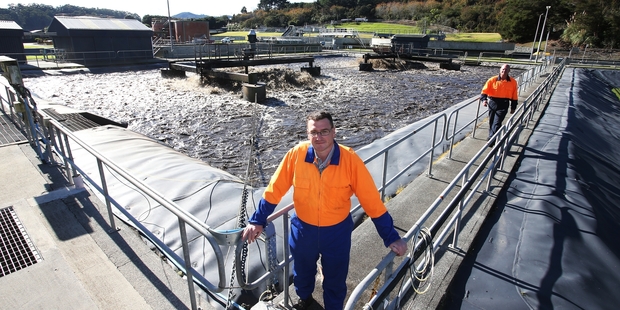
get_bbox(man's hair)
[307,111,334,127]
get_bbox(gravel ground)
[24,55,500,184]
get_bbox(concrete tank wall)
[428,41,515,52]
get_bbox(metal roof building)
[0,20,26,62]
[47,16,153,65]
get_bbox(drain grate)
[0,206,42,277]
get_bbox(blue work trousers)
[290,215,353,310]
[487,98,509,140]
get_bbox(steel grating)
[42,108,100,132]
[0,113,27,146]
[0,206,42,277]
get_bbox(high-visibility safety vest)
[481,75,518,101]
[264,141,388,226]
[249,141,400,246]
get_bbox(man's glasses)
[308,128,332,138]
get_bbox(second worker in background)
[480,64,519,146]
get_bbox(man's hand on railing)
[242,223,264,243]
[389,238,408,256]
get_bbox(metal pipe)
[530,13,543,60]
[97,158,118,232]
[536,6,551,62]
[179,218,199,310]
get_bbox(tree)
[497,0,540,42]
[241,6,248,14]
[258,0,290,11]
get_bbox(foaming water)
[24,56,501,184]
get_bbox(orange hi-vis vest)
[263,141,388,227]
[481,75,518,101]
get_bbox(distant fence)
[2,49,154,67]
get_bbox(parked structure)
[47,16,153,65]
[0,20,26,62]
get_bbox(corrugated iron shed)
[52,16,151,31]
[0,20,26,61]
[0,20,23,31]
[47,16,153,65]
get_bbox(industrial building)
[151,19,210,43]
[47,16,153,65]
[0,20,26,62]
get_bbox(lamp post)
[535,6,551,62]
[167,0,174,50]
[530,13,544,60]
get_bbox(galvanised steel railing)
[1,81,234,310]
[345,58,565,310]
[0,57,559,310]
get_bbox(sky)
[0,0,316,18]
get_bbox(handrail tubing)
[346,59,565,310]
[43,116,229,294]
[2,58,557,309]
[47,133,232,307]
[351,114,446,212]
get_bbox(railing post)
[427,120,439,177]
[56,130,72,181]
[473,99,481,139]
[46,121,57,165]
[62,132,78,183]
[38,113,52,163]
[381,151,390,201]
[451,172,468,249]
[282,214,291,309]
[96,158,119,232]
[448,111,459,159]
[178,218,199,310]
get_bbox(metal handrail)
[356,113,446,206]
[345,59,566,310]
[41,115,233,310]
[224,60,555,308]
[1,57,557,310]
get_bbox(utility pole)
[535,6,551,62]
[530,13,543,61]
[167,0,174,50]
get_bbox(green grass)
[445,33,502,42]
[332,22,422,34]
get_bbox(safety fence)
[228,59,560,309]
[345,58,565,310]
[2,49,155,67]
[0,81,233,310]
[0,58,561,310]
